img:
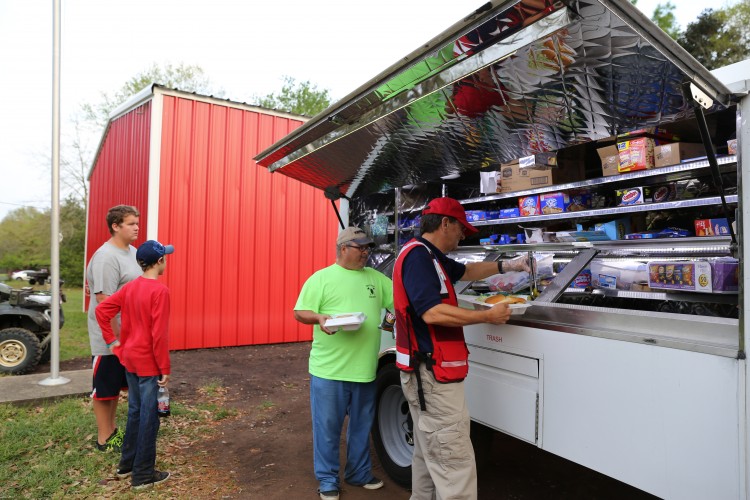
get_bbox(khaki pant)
[401,365,477,500]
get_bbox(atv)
[0,282,65,375]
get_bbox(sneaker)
[132,470,170,491]
[96,428,123,452]
[115,466,132,478]
[362,477,384,490]
[318,488,339,500]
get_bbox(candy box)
[694,218,730,237]
[539,192,570,215]
[616,187,652,206]
[499,207,520,218]
[648,261,712,293]
[711,258,739,292]
[652,183,677,203]
[518,195,541,216]
[728,139,737,155]
[571,269,591,288]
[567,191,591,211]
[618,137,655,172]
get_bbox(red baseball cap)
[422,197,478,235]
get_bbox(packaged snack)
[617,187,652,206]
[648,261,712,293]
[519,195,541,216]
[695,219,731,237]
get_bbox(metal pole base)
[38,376,71,386]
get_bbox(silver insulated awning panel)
[255,0,733,200]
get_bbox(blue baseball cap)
[136,240,174,265]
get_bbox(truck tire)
[0,328,42,375]
[372,362,412,487]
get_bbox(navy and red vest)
[393,239,469,383]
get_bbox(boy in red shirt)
[96,239,174,491]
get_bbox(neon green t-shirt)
[295,264,394,382]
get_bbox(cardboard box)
[694,218,730,237]
[518,195,541,216]
[654,142,706,167]
[539,192,570,215]
[617,137,655,172]
[556,231,610,242]
[577,217,632,240]
[616,187,652,206]
[498,158,584,193]
[597,145,620,177]
[648,261,712,293]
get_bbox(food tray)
[324,313,367,331]
[457,294,532,315]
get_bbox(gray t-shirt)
[86,242,142,356]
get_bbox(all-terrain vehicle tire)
[372,362,412,487]
[0,328,42,375]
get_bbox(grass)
[0,382,243,498]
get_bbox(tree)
[82,62,224,130]
[678,7,748,69]
[255,76,332,117]
[652,2,680,39]
[0,198,86,286]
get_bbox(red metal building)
[86,85,339,349]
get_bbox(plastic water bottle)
[157,387,170,417]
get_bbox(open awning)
[255,0,734,200]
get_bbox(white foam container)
[324,313,367,331]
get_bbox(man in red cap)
[392,197,529,500]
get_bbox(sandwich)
[484,295,527,305]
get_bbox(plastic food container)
[324,313,367,331]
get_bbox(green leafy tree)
[82,62,224,129]
[652,2,680,39]
[678,7,748,69]
[255,76,332,117]
[0,198,86,286]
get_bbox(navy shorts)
[91,355,128,400]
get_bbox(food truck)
[256,1,749,498]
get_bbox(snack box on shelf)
[711,258,739,292]
[466,210,500,222]
[648,261,712,293]
[555,230,610,242]
[567,191,591,211]
[616,186,652,206]
[695,218,730,237]
[539,192,570,214]
[519,195,541,216]
[578,217,632,240]
[591,260,648,290]
[728,139,737,155]
[654,142,706,167]
[617,137,655,172]
[499,207,521,218]
[324,313,367,331]
[625,228,691,239]
[571,269,591,288]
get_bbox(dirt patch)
[55,343,656,499]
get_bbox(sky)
[0,0,725,221]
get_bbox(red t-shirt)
[96,276,171,377]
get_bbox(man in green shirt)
[294,226,394,500]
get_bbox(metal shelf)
[476,237,733,256]
[460,155,737,205]
[562,287,738,304]
[381,155,737,215]
[470,195,738,226]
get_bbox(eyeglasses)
[346,244,372,253]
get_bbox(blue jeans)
[310,375,376,492]
[120,372,161,485]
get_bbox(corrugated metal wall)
[85,102,151,309]
[157,95,339,349]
